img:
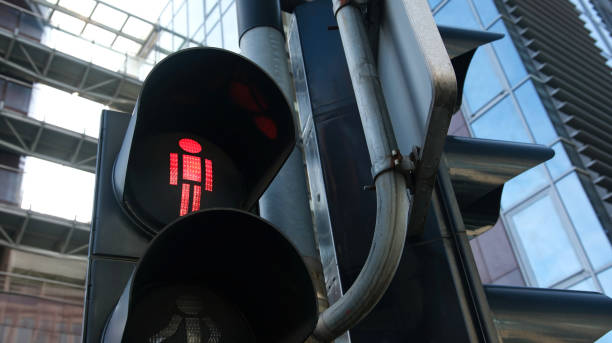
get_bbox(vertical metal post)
[235,0,328,317]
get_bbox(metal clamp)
[369,149,415,190]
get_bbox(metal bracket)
[369,149,416,191]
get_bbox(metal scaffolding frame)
[0,106,98,173]
[0,202,89,259]
[0,23,142,112]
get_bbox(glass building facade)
[430,0,612,295]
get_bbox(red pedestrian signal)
[112,48,297,235]
[169,138,212,216]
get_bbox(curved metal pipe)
[313,3,410,340]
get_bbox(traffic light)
[83,48,317,342]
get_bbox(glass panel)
[90,4,128,30]
[222,0,233,11]
[206,22,222,48]
[463,48,505,113]
[206,0,217,15]
[598,267,612,296]
[58,0,96,17]
[175,2,189,37]
[472,0,499,26]
[595,330,612,343]
[159,3,172,28]
[428,0,443,10]
[188,0,204,38]
[434,0,480,29]
[510,195,582,287]
[568,277,597,292]
[501,165,548,209]
[50,12,86,35]
[158,30,173,51]
[206,5,220,33]
[222,4,239,52]
[173,34,185,50]
[113,36,141,56]
[514,80,556,144]
[192,24,205,43]
[557,173,612,270]
[471,96,530,143]
[123,17,153,40]
[489,20,527,86]
[546,142,571,179]
[81,24,116,47]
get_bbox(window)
[556,172,612,270]
[434,0,480,30]
[463,48,505,113]
[472,0,500,26]
[501,165,548,209]
[568,277,597,292]
[546,142,572,179]
[509,194,582,287]
[471,95,530,143]
[489,20,528,86]
[514,80,557,144]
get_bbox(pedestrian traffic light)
[84,47,318,342]
[112,47,297,235]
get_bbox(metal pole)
[313,2,410,340]
[235,0,328,319]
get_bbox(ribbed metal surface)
[503,0,612,209]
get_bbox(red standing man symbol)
[169,138,213,216]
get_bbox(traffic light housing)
[113,48,297,235]
[84,48,317,342]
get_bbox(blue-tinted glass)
[514,80,557,144]
[434,0,480,29]
[471,0,499,26]
[188,0,204,39]
[206,5,220,33]
[568,277,597,292]
[501,165,548,209]
[471,96,530,142]
[546,142,571,179]
[598,267,612,296]
[463,48,505,112]
[428,0,443,10]
[160,4,172,27]
[557,173,612,269]
[596,330,612,343]
[489,20,527,86]
[511,195,582,287]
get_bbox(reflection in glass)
[546,142,571,179]
[598,267,612,296]
[463,48,505,113]
[428,0,443,10]
[472,0,499,26]
[568,277,597,292]
[471,95,530,143]
[489,20,528,86]
[434,0,480,30]
[511,195,582,287]
[557,173,612,270]
[501,165,547,209]
[514,80,557,144]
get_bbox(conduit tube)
[313,2,410,341]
